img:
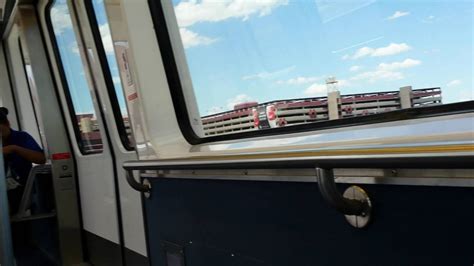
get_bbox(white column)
[400,86,413,109]
[328,91,341,120]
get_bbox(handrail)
[123,157,471,229]
[123,154,474,172]
[125,170,151,193]
[122,161,377,228]
[315,168,370,216]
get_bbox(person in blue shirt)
[1,107,46,214]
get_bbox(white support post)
[328,91,341,120]
[400,86,413,109]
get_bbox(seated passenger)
[1,107,46,214]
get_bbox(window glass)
[168,0,473,137]
[50,0,103,154]
[90,0,134,148]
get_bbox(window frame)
[2,42,22,131]
[18,38,45,149]
[83,0,134,151]
[148,1,474,145]
[45,0,103,155]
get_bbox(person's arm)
[3,145,46,164]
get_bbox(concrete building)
[202,87,442,136]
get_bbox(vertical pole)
[0,137,15,266]
[328,91,340,120]
[400,86,413,109]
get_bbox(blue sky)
[174,0,473,115]
[51,0,127,116]
[51,0,473,117]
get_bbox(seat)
[11,164,56,222]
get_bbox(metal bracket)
[315,168,372,228]
[143,179,152,199]
[126,170,151,193]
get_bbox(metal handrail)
[122,157,474,229]
[125,170,151,193]
[315,168,370,216]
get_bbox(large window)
[163,0,473,137]
[50,0,104,154]
[88,0,134,149]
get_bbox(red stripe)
[127,92,138,101]
[52,152,71,160]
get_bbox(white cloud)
[175,0,287,49]
[99,24,115,55]
[303,79,351,96]
[377,58,421,71]
[349,65,362,72]
[458,90,473,102]
[70,43,80,55]
[207,106,225,115]
[351,47,375,59]
[421,15,436,24]
[277,76,322,85]
[351,70,404,83]
[372,43,412,57]
[303,83,327,96]
[386,11,410,20]
[112,76,122,86]
[175,0,289,27]
[337,79,352,88]
[242,66,295,80]
[332,36,384,54]
[50,4,73,34]
[447,80,462,87]
[343,43,412,60]
[179,28,217,48]
[226,94,254,110]
[350,58,421,83]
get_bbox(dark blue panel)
[144,179,474,266]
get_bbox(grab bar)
[123,161,375,228]
[125,170,151,193]
[315,168,370,216]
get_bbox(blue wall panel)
[144,178,474,266]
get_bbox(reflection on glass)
[91,0,134,148]
[51,0,103,153]
[170,0,473,136]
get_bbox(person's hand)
[3,145,17,155]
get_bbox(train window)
[87,0,134,149]
[49,0,104,154]
[156,0,472,139]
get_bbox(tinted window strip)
[83,0,134,151]
[45,0,101,155]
